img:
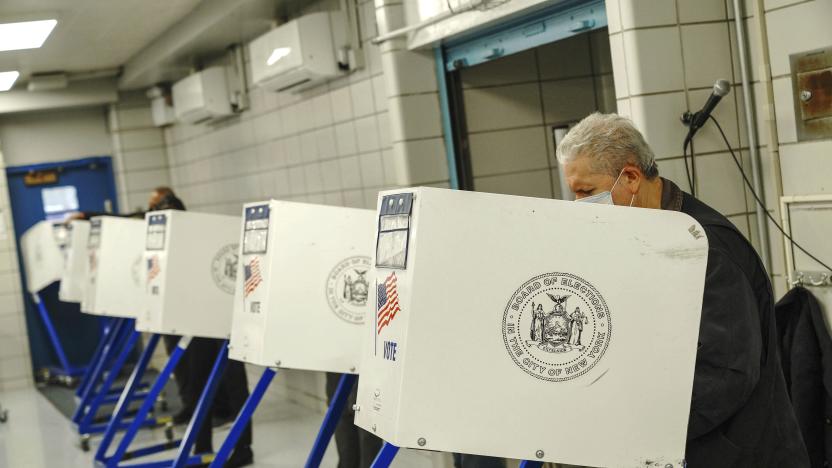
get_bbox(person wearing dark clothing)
[776,287,832,468]
[189,337,253,467]
[557,113,809,467]
[325,373,383,468]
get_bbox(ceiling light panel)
[0,19,58,52]
[0,71,20,91]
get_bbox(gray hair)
[556,113,658,179]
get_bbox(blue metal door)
[6,156,118,375]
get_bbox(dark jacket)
[677,191,809,467]
[775,287,832,468]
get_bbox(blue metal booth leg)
[72,318,128,424]
[76,317,119,398]
[33,292,85,378]
[171,340,229,468]
[77,326,142,434]
[95,333,171,464]
[370,443,400,468]
[209,367,278,468]
[305,373,358,468]
[518,461,544,468]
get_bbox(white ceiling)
[0,0,204,83]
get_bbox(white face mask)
[576,170,634,206]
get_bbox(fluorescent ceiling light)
[0,19,58,52]
[0,71,19,91]
[267,47,291,66]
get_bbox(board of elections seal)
[502,272,611,382]
[326,256,371,324]
[211,244,239,295]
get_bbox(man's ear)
[622,165,641,194]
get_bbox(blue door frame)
[6,156,119,376]
[433,0,607,190]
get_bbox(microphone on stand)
[683,79,731,137]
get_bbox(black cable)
[709,115,832,273]
[683,132,695,196]
[690,136,697,196]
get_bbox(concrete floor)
[0,385,451,467]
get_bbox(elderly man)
[556,113,808,467]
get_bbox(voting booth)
[59,220,90,303]
[229,200,375,373]
[354,188,709,467]
[20,220,65,293]
[138,210,239,338]
[82,216,145,318]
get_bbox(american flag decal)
[376,272,401,334]
[244,257,263,297]
[147,256,161,282]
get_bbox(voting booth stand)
[354,188,710,468]
[60,220,149,444]
[95,210,240,468]
[210,201,374,467]
[20,220,86,382]
[70,216,166,449]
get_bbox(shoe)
[173,409,193,425]
[225,446,253,468]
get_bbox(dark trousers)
[184,337,252,454]
[325,372,383,468]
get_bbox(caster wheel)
[80,434,91,452]
[164,423,174,442]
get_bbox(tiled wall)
[161,0,401,410]
[460,29,615,199]
[606,0,793,295]
[762,0,832,279]
[0,154,31,390]
[108,92,172,214]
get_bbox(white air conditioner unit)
[172,67,233,124]
[250,12,348,93]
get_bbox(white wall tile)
[771,76,797,143]
[304,163,325,193]
[765,0,832,76]
[330,86,354,123]
[391,138,448,185]
[381,49,438,96]
[468,127,549,177]
[589,29,613,75]
[284,136,302,166]
[541,77,598,125]
[120,128,165,151]
[606,0,622,33]
[388,93,442,141]
[619,0,677,29]
[122,148,168,171]
[780,140,832,195]
[681,23,733,89]
[320,159,343,191]
[339,156,363,189]
[335,121,358,157]
[463,84,542,133]
[474,170,553,198]
[694,152,748,215]
[300,131,320,162]
[372,75,388,112]
[312,94,334,128]
[628,92,689,159]
[288,166,306,195]
[377,112,392,150]
[623,27,685,95]
[315,127,338,160]
[609,33,629,99]
[461,49,538,88]
[359,151,385,187]
[355,115,381,153]
[350,79,376,118]
[678,0,727,23]
[537,35,593,81]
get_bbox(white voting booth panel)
[82,216,145,318]
[20,221,65,293]
[354,188,709,468]
[59,220,91,303]
[229,200,374,374]
[138,210,240,339]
